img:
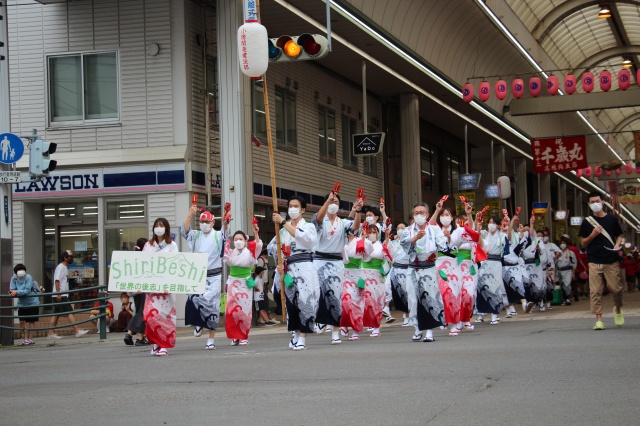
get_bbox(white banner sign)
[108,251,208,294]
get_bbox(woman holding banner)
[143,218,178,357]
[223,224,262,346]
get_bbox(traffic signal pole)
[0,0,14,346]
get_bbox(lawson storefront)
[12,163,199,313]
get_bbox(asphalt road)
[2,307,639,426]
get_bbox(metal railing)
[0,285,109,344]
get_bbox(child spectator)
[622,255,636,292]
[254,266,279,326]
[90,292,114,333]
[115,293,134,331]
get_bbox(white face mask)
[543,236,549,243]
[368,234,378,243]
[589,202,603,213]
[234,240,245,250]
[288,207,301,219]
[560,243,567,250]
[488,223,497,233]
[154,227,166,237]
[199,223,212,233]
[366,216,376,225]
[327,204,339,215]
[440,216,452,226]
[413,214,427,226]
[16,270,26,278]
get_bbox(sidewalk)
[5,289,639,349]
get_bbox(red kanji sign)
[531,136,587,174]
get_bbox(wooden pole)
[261,76,286,323]
[256,0,285,324]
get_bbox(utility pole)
[0,0,14,346]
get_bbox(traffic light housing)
[29,140,57,176]
[268,34,329,62]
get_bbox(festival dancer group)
[140,185,577,354]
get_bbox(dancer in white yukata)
[476,216,507,325]
[181,205,229,350]
[401,202,448,343]
[523,228,549,311]
[501,212,527,318]
[340,230,372,340]
[556,241,577,305]
[361,224,393,337]
[388,222,411,326]
[272,196,319,351]
[313,190,362,344]
[224,226,262,346]
[542,230,562,309]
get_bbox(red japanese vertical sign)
[531,136,588,174]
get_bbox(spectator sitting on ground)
[89,292,114,333]
[115,292,134,331]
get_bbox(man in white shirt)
[48,250,89,339]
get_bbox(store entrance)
[43,202,99,311]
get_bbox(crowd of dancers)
[120,188,585,355]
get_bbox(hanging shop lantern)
[237,21,269,80]
[595,166,603,177]
[529,76,541,97]
[582,71,595,93]
[626,163,633,174]
[495,79,508,100]
[605,169,612,177]
[615,167,622,176]
[547,74,559,96]
[584,166,593,178]
[576,169,583,178]
[462,82,474,103]
[512,78,524,98]
[478,80,491,102]
[564,74,577,95]
[618,69,631,91]
[599,70,612,92]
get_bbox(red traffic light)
[269,34,329,62]
[298,34,321,56]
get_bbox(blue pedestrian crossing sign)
[0,133,25,165]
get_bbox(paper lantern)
[497,176,511,199]
[529,77,541,97]
[618,69,631,91]
[626,163,633,174]
[564,74,577,95]
[582,71,595,93]
[576,169,583,178]
[605,170,612,177]
[237,22,269,80]
[478,81,491,102]
[584,166,592,178]
[462,82,474,103]
[636,166,640,174]
[595,166,602,177]
[599,70,612,92]
[547,74,559,96]
[512,78,524,98]
[616,167,622,176]
[495,79,508,100]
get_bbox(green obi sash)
[362,258,384,270]
[344,258,362,269]
[229,266,255,288]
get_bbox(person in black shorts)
[9,264,41,346]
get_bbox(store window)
[48,51,119,125]
[342,116,358,169]
[252,81,267,140]
[206,56,218,125]
[421,145,439,192]
[275,86,297,149]
[107,200,146,221]
[318,106,336,162]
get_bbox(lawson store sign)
[13,164,186,199]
